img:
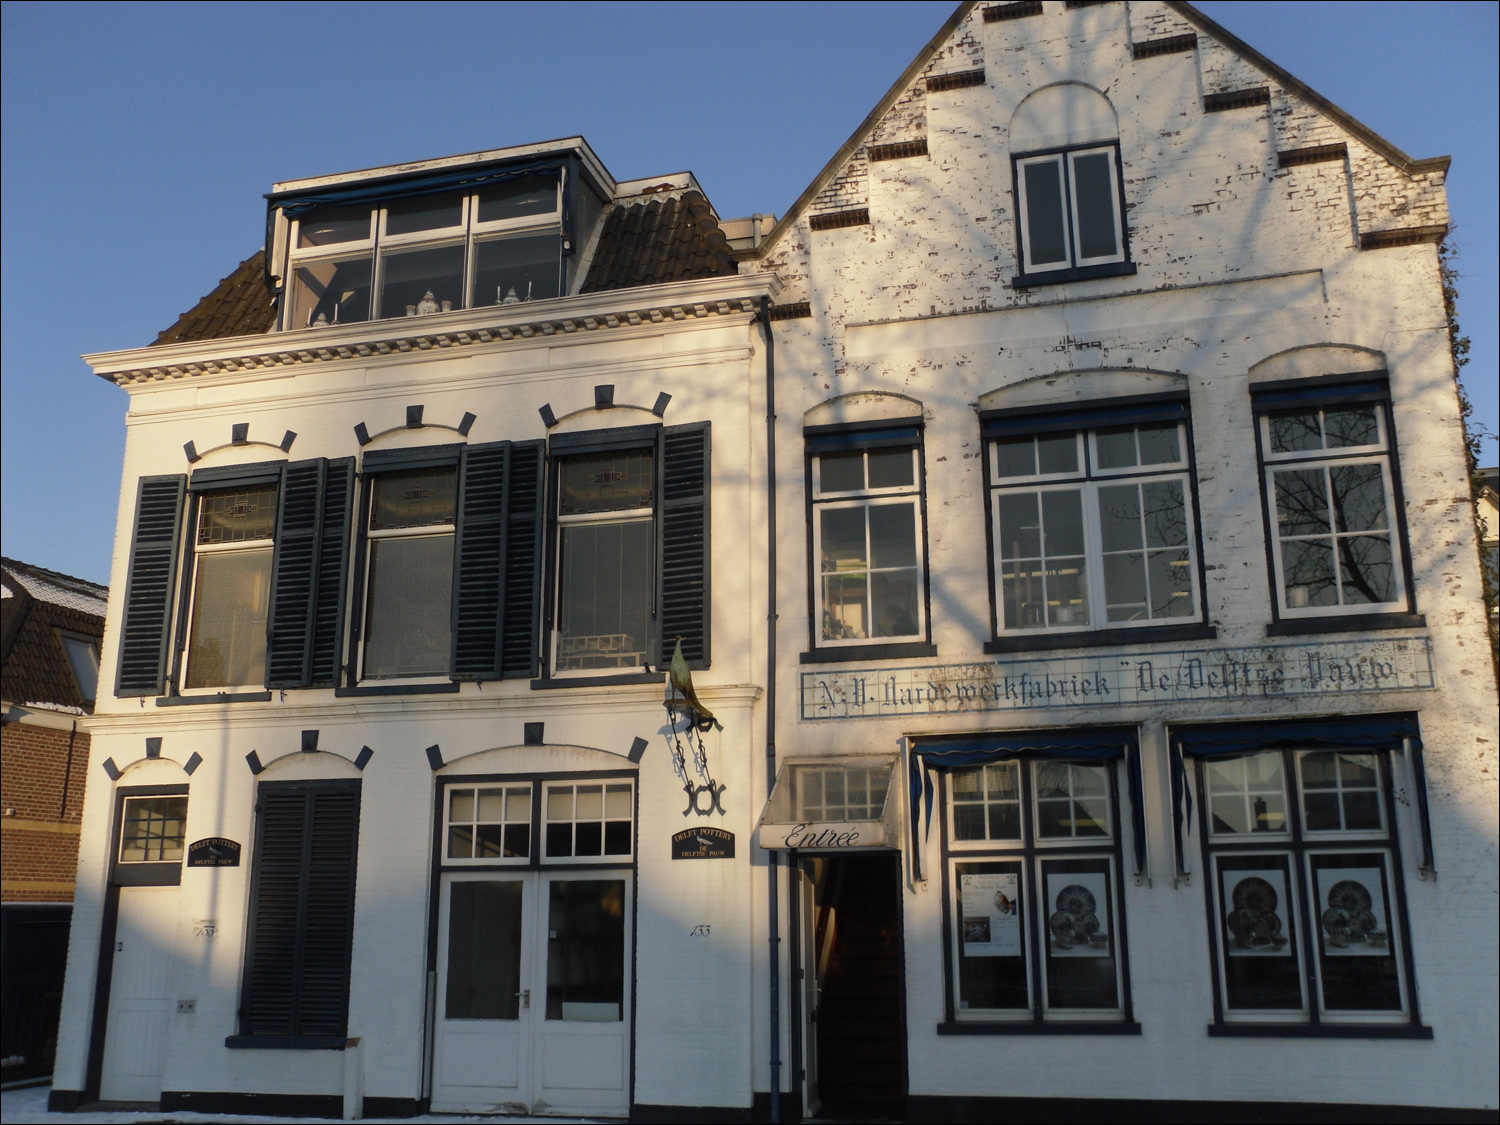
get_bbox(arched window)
[1009,84,1132,284]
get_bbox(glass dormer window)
[283,173,564,330]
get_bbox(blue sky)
[2,1,1495,585]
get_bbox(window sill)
[156,691,273,707]
[1010,262,1137,289]
[1207,1022,1432,1040]
[333,682,460,698]
[938,1019,1141,1036]
[530,672,665,690]
[984,623,1216,654]
[1265,613,1426,637]
[224,1035,350,1050]
[801,642,937,665]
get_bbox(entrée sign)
[800,637,1434,721]
[776,823,867,849]
[671,827,735,860]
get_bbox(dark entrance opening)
[805,853,904,1120]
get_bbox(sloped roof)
[152,251,277,347]
[580,190,737,293]
[1,559,107,712]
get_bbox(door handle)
[516,989,530,1009]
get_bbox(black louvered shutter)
[659,422,711,668]
[265,460,321,687]
[242,781,360,1039]
[501,441,545,678]
[115,475,187,696]
[451,442,509,680]
[309,458,354,687]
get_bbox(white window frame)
[541,779,635,864]
[442,783,535,866]
[358,468,457,684]
[550,449,656,678]
[944,757,1128,1023]
[180,486,277,693]
[118,795,189,864]
[1261,407,1406,617]
[990,423,1201,636]
[1032,760,1114,847]
[283,172,565,330]
[946,760,1025,850]
[1293,750,1388,839]
[1198,750,1414,1026]
[1014,144,1126,275]
[811,447,927,648]
[1203,750,1294,841]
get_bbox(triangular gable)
[749,0,1449,262]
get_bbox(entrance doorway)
[430,871,631,1116]
[799,854,904,1119]
[99,886,177,1103]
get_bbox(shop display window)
[942,757,1134,1028]
[1197,748,1418,1026]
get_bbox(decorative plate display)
[1223,870,1290,954]
[1046,874,1110,957]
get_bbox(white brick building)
[52,3,1496,1120]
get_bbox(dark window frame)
[980,394,1214,653]
[1250,372,1423,635]
[801,417,937,663]
[1009,139,1137,289]
[1193,748,1428,1037]
[935,760,1139,1034]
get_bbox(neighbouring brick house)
[48,2,1498,1120]
[2,557,105,1080]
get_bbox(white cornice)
[85,273,782,389]
[84,682,764,734]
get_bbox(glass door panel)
[534,873,631,1113]
[431,875,534,1113]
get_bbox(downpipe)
[761,295,782,1123]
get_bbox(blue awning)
[1172,713,1420,757]
[909,727,1146,878]
[269,159,564,218]
[1167,713,1430,877]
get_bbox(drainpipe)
[761,295,781,1123]
[60,720,78,819]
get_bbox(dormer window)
[283,174,565,330]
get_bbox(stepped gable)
[581,189,737,294]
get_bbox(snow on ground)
[0,1085,599,1124]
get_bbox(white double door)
[431,870,631,1116]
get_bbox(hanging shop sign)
[800,636,1435,721]
[187,838,241,867]
[671,827,736,860]
[757,756,901,851]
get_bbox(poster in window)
[1315,865,1389,957]
[1222,868,1293,957]
[1045,870,1110,958]
[959,872,1021,957]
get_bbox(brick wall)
[1,721,86,902]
